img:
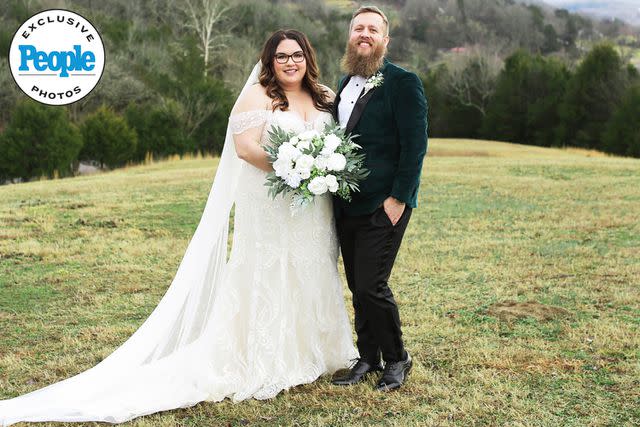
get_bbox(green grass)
[1,139,639,426]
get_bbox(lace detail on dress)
[222,109,355,402]
[229,110,271,134]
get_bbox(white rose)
[308,176,328,195]
[285,171,302,188]
[289,136,299,145]
[278,143,302,161]
[295,154,315,170]
[322,134,341,154]
[278,142,294,155]
[325,174,339,193]
[296,138,311,151]
[273,158,292,178]
[314,155,328,171]
[298,169,311,179]
[291,147,302,161]
[327,152,347,171]
[294,154,314,179]
[298,130,318,141]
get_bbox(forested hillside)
[1,0,639,182]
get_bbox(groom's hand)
[383,196,405,226]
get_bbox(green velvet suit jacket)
[333,59,428,217]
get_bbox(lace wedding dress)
[0,65,357,426]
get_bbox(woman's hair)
[259,29,332,113]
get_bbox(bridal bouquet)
[263,121,369,213]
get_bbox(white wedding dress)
[0,64,357,426]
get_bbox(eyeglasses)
[275,51,305,64]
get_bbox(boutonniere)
[362,71,384,97]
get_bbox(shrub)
[0,100,82,181]
[80,106,138,168]
[603,84,640,158]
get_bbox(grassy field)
[0,139,638,426]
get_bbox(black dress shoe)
[332,359,383,386]
[375,352,412,391]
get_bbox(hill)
[1,140,638,425]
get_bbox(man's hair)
[350,5,389,37]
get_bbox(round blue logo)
[8,9,106,106]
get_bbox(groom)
[332,6,428,391]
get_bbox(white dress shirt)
[337,75,367,127]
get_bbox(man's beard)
[340,39,386,77]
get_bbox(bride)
[0,29,357,426]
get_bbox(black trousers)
[336,205,412,364]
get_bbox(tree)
[5,0,39,23]
[527,5,544,32]
[143,38,233,155]
[80,106,137,168]
[456,0,471,44]
[0,101,82,181]
[541,24,560,54]
[0,61,20,126]
[178,0,230,77]
[0,28,11,60]
[603,84,640,158]
[444,47,502,116]
[422,65,484,138]
[186,78,234,154]
[125,101,193,160]
[556,44,629,149]
[482,50,569,147]
[76,56,154,117]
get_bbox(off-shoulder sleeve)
[228,110,271,135]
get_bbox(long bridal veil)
[0,62,263,426]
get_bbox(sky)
[540,0,640,25]
[543,0,638,6]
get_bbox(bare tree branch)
[445,46,503,116]
[178,0,230,77]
